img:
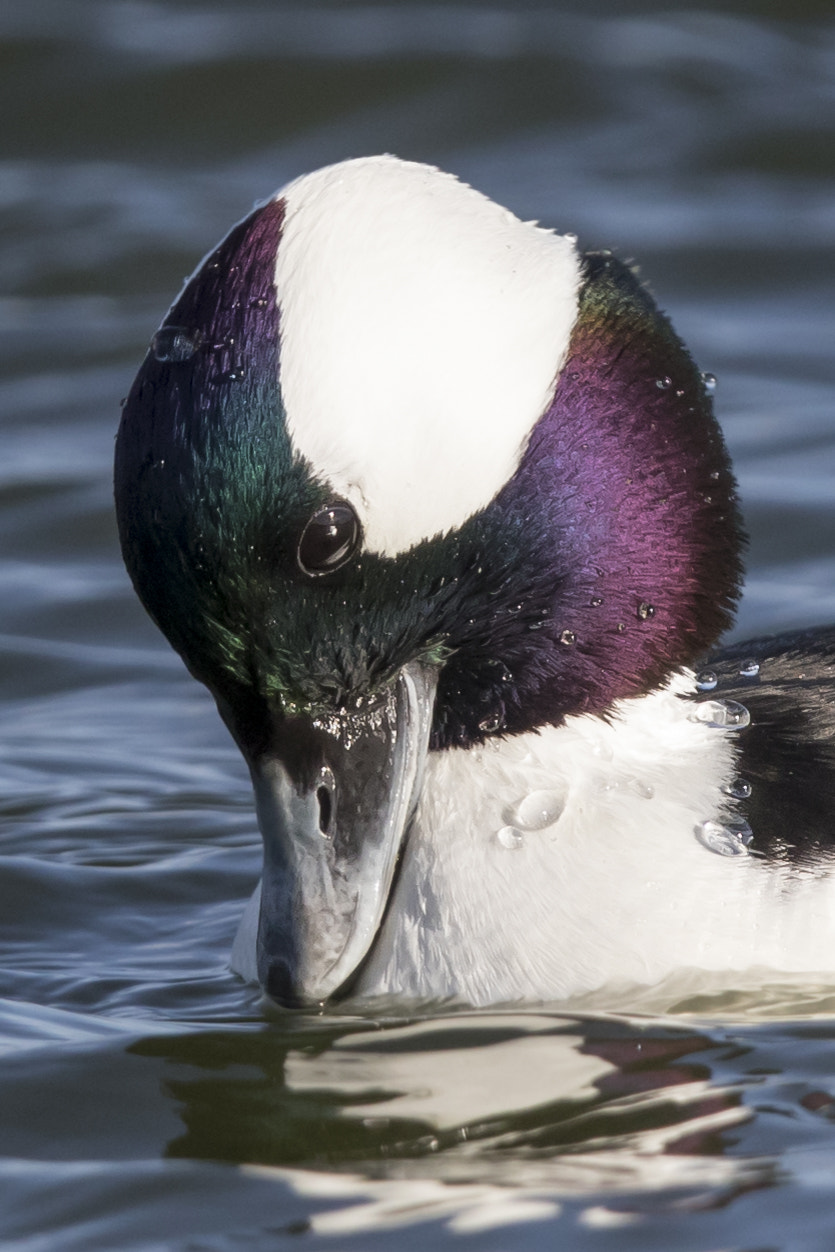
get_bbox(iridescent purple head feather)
[116,178,744,754]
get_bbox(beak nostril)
[317,784,332,835]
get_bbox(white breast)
[274,156,582,556]
[357,673,835,1004]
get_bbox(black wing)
[702,626,835,864]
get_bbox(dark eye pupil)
[297,502,360,576]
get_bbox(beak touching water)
[237,661,437,1007]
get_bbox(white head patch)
[274,156,582,556]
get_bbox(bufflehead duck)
[115,156,835,1008]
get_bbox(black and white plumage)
[115,156,835,1007]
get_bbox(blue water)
[2,2,835,1247]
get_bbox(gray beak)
[246,661,437,1006]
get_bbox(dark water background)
[3,2,835,1247]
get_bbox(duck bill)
[247,662,437,1007]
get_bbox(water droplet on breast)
[151,326,203,362]
[690,699,751,729]
[694,818,753,857]
[590,740,613,761]
[656,376,672,390]
[701,372,718,394]
[738,660,760,679]
[559,629,576,646]
[722,777,753,800]
[508,789,565,832]
[637,601,655,621]
[695,670,718,692]
[497,826,524,850]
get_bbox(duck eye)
[297,502,361,577]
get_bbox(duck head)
[115,156,744,1006]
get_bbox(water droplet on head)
[656,376,672,390]
[559,629,576,646]
[497,825,524,850]
[694,818,753,857]
[151,326,204,363]
[690,699,751,729]
[508,789,565,832]
[479,709,505,734]
[484,659,512,684]
[739,660,760,679]
[695,670,718,692]
[722,777,753,800]
[637,601,655,621]
[701,372,718,394]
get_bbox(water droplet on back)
[695,670,717,692]
[656,376,672,390]
[738,660,760,679]
[637,601,655,621]
[694,818,753,857]
[690,699,751,729]
[151,326,203,362]
[559,629,576,646]
[722,777,753,800]
[701,372,718,394]
[590,596,604,607]
[508,789,565,832]
[497,826,524,850]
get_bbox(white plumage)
[276,156,581,555]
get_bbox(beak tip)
[261,955,325,1010]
